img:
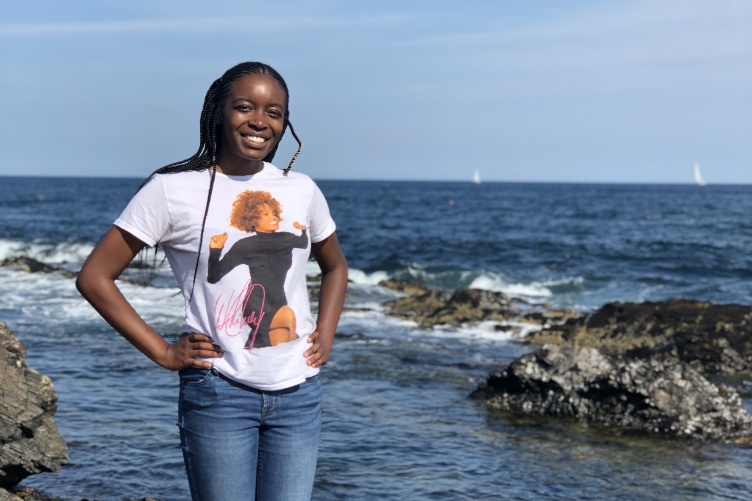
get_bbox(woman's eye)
[268,110,282,118]
[236,105,252,112]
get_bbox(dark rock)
[526,300,752,375]
[383,289,452,326]
[4,486,63,500]
[472,344,752,442]
[378,279,430,296]
[508,308,583,329]
[384,288,517,328]
[0,258,75,280]
[427,288,513,325]
[0,323,68,488]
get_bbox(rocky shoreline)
[379,279,752,442]
[3,257,752,498]
[0,258,161,501]
[0,321,162,501]
[0,322,67,501]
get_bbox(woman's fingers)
[187,333,223,355]
[305,337,330,367]
[160,333,223,370]
[304,331,319,358]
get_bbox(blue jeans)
[178,367,322,501]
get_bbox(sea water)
[1,176,751,500]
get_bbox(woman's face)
[254,203,280,233]
[218,73,287,172]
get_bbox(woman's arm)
[76,226,222,370]
[305,232,348,368]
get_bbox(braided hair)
[140,62,303,302]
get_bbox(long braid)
[136,62,302,304]
[188,164,217,302]
[283,121,302,176]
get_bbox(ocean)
[1,176,751,500]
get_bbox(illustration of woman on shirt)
[208,190,307,350]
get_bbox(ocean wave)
[348,268,391,285]
[0,266,184,330]
[0,239,94,265]
[344,263,587,305]
[469,273,585,302]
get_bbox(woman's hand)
[161,333,224,370]
[292,222,307,231]
[210,232,228,249]
[305,232,347,370]
[304,330,332,368]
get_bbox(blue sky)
[1,0,750,183]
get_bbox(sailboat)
[472,170,481,184]
[693,162,707,186]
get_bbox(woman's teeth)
[243,135,266,143]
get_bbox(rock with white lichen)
[471,344,752,442]
[526,299,752,376]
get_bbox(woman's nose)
[249,111,266,129]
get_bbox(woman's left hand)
[304,330,331,368]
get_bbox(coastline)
[3,257,752,498]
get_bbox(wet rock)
[378,279,430,296]
[0,258,76,279]
[471,344,752,442]
[383,289,452,326]
[513,308,584,329]
[0,323,68,489]
[526,300,752,375]
[384,287,517,328]
[3,487,63,500]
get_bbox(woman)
[76,62,348,501]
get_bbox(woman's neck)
[215,159,265,176]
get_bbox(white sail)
[694,162,707,186]
[472,170,481,184]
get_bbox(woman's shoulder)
[264,163,319,188]
[148,169,210,191]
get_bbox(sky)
[1,0,750,183]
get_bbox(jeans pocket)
[179,367,216,387]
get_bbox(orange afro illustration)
[229,190,283,232]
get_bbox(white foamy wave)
[401,263,474,284]
[0,239,94,265]
[0,267,184,331]
[305,260,322,278]
[337,309,415,337]
[427,319,540,343]
[347,268,391,286]
[468,273,585,302]
[469,273,550,298]
[307,264,392,288]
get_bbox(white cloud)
[0,13,408,36]
[385,0,752,68]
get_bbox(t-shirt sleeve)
[113,176,171,247]
[308,182,336,243]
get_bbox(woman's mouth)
[241,134,267,144]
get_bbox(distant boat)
[693,162,707,186]
[472,170,481,184]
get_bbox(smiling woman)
[218,73,289,175]
[74,62,348,501]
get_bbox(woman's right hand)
[161,333,224,370]
[210,232,228,249]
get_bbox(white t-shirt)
[114,162,336,390]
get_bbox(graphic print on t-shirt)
[207,190,307,351]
